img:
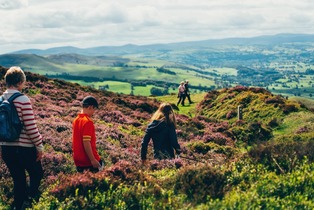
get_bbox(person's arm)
[17,96,44,160]
[141,128,151,163]
[170,125,181,155]
[83,140,100,168]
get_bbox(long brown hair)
[151,103,176,128]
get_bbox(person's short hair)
[82,96,99,108]
[4,66,26,88]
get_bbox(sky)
[0,0,314,54]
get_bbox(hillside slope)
[0,66,313,209]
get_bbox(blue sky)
[0,0,314,54]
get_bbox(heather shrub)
[41,151,75,176]
[0,162,10,179]
[228,86,248,93]
[173,164,227,203]
[0,177,13,206]
[248,87,270,94]
[187,141,212,154]
[282,103,298,114]
[33,161,187,210]
[203,132,229,146]
[147,159,184,171]
[255,160,314,200]
[226,110,237,119]
[35,178,186,210]
[207,160,314,209]
[225,158,267,190]
[50,172,111,201]
[268,117,280,127]
[295,125,311,134]
[189,117,206,129]
[264,95,285,104]
[238,92,254,106]
[248,139,314,173]
[230,121,272,145]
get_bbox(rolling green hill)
[0,54,65,74]
[10,34,314,56]
[1,33,314,99]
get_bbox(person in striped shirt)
[0,66,44,210]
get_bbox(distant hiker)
[184,80,193,104]
[0,66,44,210]
[177,81,186,106]
[141,102,181,163]
[72,96,104,173]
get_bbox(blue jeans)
[1,146,43,209]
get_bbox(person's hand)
[142,159,147,165]
[36,151,43,162]
[91,159,101,168]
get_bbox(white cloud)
[0,0,314,54]
[0,0,28,9]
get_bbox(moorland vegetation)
[0,65,313,209]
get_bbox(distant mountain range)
[8,33,314,56]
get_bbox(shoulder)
[14,94,30,103]
[76,114,93,123]
[81,115,94,127]
[74,115,95,129]
[19,94,30,102]
[11,94,32,109]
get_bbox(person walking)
[0,66,44,210]
[177,81,186,106]
[72,96,103,173]
[141,103,181,163]
[184,80,193,104]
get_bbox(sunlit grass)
[151,92,207,117]
[273,111,314,136]
[290,96,314,110]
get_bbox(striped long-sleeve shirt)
[0,89,43,152]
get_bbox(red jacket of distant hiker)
[72,113,100,167]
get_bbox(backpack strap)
[7,92,24,103]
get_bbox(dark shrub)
[268,118,279,127]
[249,140,314,173]
[173,165,226,203]
[231,122,272,145]
[265,95,285,104]
[282,104,298,114]
[188,141,211,154]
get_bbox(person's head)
[82,96,99,116]
[180,81,184,85]
[4,66,26,90]
[185,80,189,84]
[151,102,176,127]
